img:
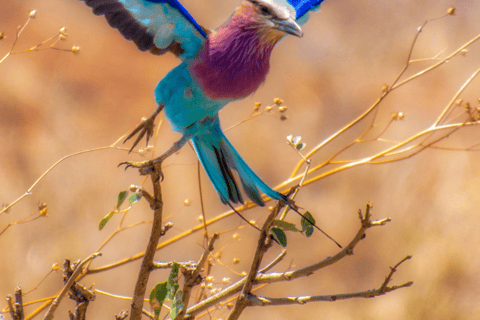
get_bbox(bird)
[81,0,324,207]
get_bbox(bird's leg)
[119,133,192,179]
[120,115,214,178]
[124,103,165,153]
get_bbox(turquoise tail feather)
[191,121,287,207]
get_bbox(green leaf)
[116,190,128,210]
[301,211,315,237]
[296,143,306,151]
[149,281,168,316]
[270,227,287,247]
[274,220,298,232]
[169,290,184,319]
[99,210,116,230]
[166,262,180,300]
[128,192,142,204]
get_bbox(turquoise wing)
[82,0,208,59]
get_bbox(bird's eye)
[260,5,271,15]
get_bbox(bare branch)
[152,261,197,270]
[186,203,391,317]
[245,282,413,306]
[6,286,24,320]
[258,250,287,273]
[43,252,101,320]
[226,202,282,320]
[247,256,413,308]
[176,234,219,320]
[130,165,164,320]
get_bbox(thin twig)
[0,144,137,216]
[245,280,413,306]
[291,20,480,176]
[197,159,209,245]
[258,250,287,273]
[226,202,283,320]
[24,269,56,295]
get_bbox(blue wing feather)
[287,0,325,19]
[82,0,207,58]
[145,0,207,38]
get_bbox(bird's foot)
[119,159,163,179]
[124,104,164,153]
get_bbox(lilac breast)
[189,25,276,101]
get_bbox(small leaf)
[286,135,293,143]
[99,210,116,230]
[166,262,180,300]
[296,143,306,151]
[169,290,184,319]
[128,192,142,204]
[301,211,315,237]
[274,220,298,232]
[116,190,128,210]
[149,281,168,316]
[270,227,287,247]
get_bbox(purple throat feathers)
[190,16,278,100]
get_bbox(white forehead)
[249,0,297,20]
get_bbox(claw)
[118,160,164,179]
[124,104,164,153]
[124,116,156,153]
[118,160,153,173]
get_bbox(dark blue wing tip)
[145,0,207,38]
[286,0,325,19]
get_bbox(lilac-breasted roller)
[82,0,324,207]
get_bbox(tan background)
[2,0,480,319]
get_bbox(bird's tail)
[191,126,287,207]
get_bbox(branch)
[282,118,480,195]
[258,250,287,273]
[291,16,480,176]
[6,286,24,320]
[176,233,219,320]
[86,206,254,274]
[0,143,138,216]
[130,166,165,320]
[152,261,197,270]
[246,265,412,306]
[226,201,283,320]
[246,256,412,307]
[43,252,101,320]
[62,258,96,320]
[186,202,390,317]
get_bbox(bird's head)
[233,0,303,43]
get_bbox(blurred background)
[1,0,480,319]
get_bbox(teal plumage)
[82,0,325,206]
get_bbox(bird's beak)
[272,17,303,38]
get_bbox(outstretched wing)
[82,0,208,59]
[287,0,325,19]
[284,0,325,25]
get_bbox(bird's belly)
[154,63,228,133]
[196,74,265,100]
[190,60,268,101]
